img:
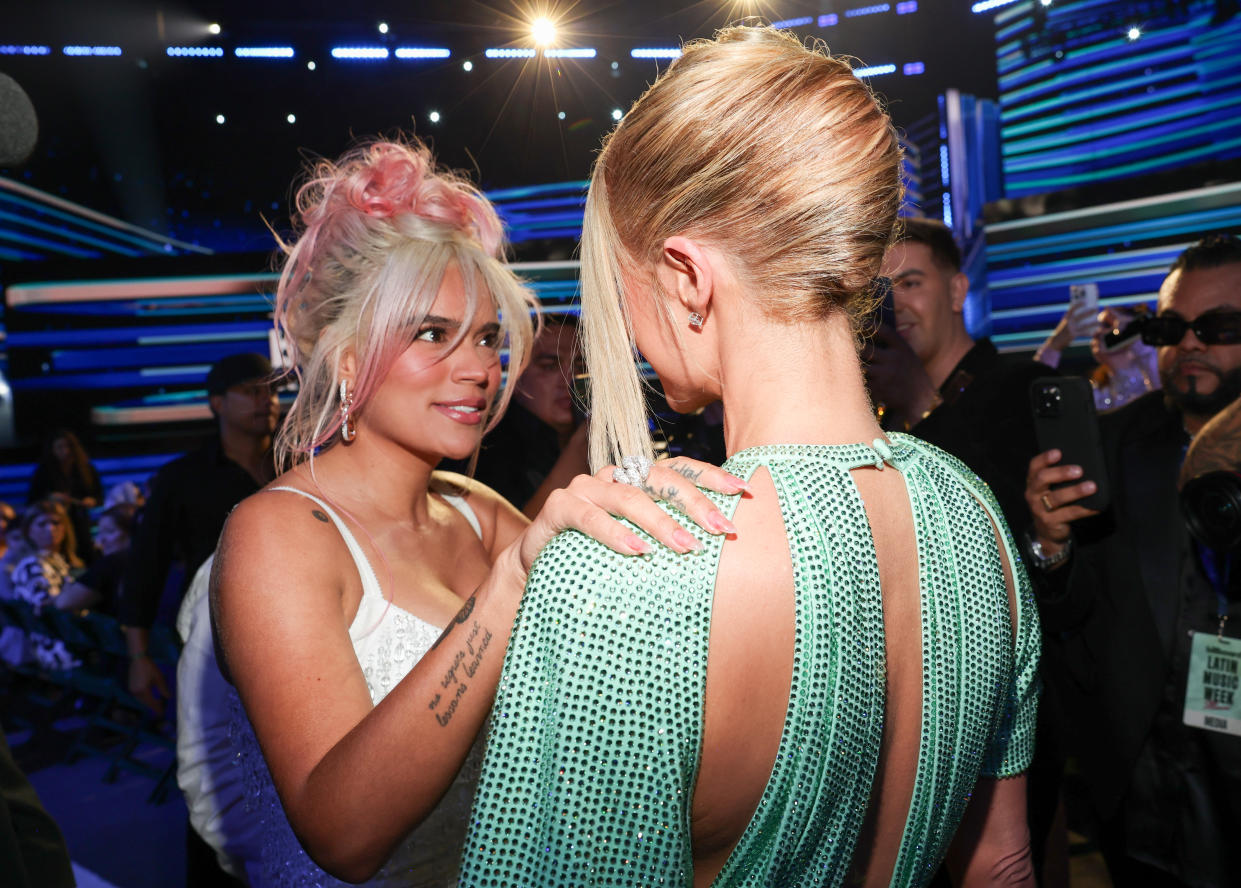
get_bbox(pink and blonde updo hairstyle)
[580,25,903,471]
[273,138,538,468]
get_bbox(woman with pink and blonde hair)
[209,138,741,886]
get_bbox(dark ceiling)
[1,1,997,252]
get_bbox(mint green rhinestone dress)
[459,436,1040,887]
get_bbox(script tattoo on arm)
[429,593,476,651]
[425,594,493,728]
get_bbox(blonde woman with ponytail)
[209,138,742,886]
[461,26,1039,887]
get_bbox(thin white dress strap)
[268,487,387,638]
[439,491,483,540]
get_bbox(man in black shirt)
[868,217,1053,533]
[120,353,278,715]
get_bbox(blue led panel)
[994,0,1241,197]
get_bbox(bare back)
[458,437,1039,887]
[693,442,1028,886]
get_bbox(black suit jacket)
[1034,391,1186,819]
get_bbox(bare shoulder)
[431,470,528,552]
[211,486,352,628]
[217,486,345,570]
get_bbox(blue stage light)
[330,46,389,60]
[166,46,224,57]
[773,16,815,29]
[63,45,123,56]
[971,0,1021,12]
[395,47,452,59]
[545,48,596,58]
[234,46,295,58]
[630,48,681,59]
[485,48,537,58]
[0,45,51,55]
[896,1,919,13]
[818,14,839,27]
[846,4,891,17]
[903,61,926,75]
[853,63,897,78]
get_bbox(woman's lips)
[434,401,486,425]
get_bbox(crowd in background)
[3,225,1240,888]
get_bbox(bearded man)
[1024,234,1241,887]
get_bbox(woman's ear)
[338,348,358,390]
[659,236,715,319]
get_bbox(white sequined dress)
[227,486,484,887]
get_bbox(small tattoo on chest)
[311,509,330,523]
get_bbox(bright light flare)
[611,108,623,121]
[531,17,557,46]
[429,110,441,123]
[208,23,221,35]
[1127,26,1141,40]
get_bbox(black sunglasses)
[1140,311,1241,347]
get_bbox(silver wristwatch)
[1027,532,1073,570]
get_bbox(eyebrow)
[890,268,926,283]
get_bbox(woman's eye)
[415,327,445,343]
[479,331,501,349]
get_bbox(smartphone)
[1030,376,1110,512]
[1069,282,1099,316]
[1101,306,1150,353]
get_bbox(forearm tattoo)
[429,594,475,651]
[426,595,493,728]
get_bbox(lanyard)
[1183,438,1233,638]
[1198,544,1232,640]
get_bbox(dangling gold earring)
[339,380,357,442]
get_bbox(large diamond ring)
[612,455,653,486]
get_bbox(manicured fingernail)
[1083,481,1096,493]
[709,513,738,535]
[729,476,752,493]
[674,529,702,552]
[1068,466,1082,477]
[626,534,651,555]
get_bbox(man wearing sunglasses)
[1024,234,1241,887]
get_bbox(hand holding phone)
[1029,376,1110,513]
